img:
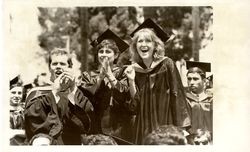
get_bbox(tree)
[142,6,213,61]
[37,7,139,71]
[37,6,213,71]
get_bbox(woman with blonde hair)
[124,18,191,144]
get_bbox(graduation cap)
[207,74,213,81]
[130,18,171,42]
[24,83,33,91]
[90,29,129,53]
[10,76,19,87]
[206,74,213,89]
[10,75,22,89]
[186,61,211,73]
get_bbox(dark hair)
[187,67,206,79]
[144,125,187,145]
[93,39,120,67]
[48,48,73,68]
[96,39,119,55]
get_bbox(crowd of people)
[9,18,213,145]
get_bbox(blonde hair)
[130,28,165,63]
[49,48,73,68]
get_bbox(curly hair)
[81,134,117,145]
[193,129,212,145]
[130,28,165,63]
[143,125,187,145]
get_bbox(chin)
[140,55,150,60]
[10,101,20,106]
[190,89,197,93]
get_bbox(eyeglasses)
[194,140,209,145]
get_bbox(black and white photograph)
[2,0,250,152]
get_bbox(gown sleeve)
[80,71,100,96]
[80,69,131,108]
[24,94,62,143]
[166,58,191,128]
[111,68,131,107]
[74,87,94,113]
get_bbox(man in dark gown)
[24,48,93,145]
[185,61,213,139]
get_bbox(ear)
[114,53,119,60]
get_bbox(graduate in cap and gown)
[24,48,93,145]
[10,75,24,130]
[9,75,27,145]
[124,18,191,144]
[185,61,213,136]
[79,29,134,143]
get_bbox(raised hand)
[52,68,76,94]
[99,57,108,79]
[124,65,135,81]
[60,70,75,93]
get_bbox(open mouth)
[100,56,109,61]
[140,47,149,53]
[55,70,63,76]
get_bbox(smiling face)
[97,46,118,65]
[136,31,155,61]
[10,86,23,106]
[49,54,69,81]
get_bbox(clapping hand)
[52,68,76,94]
[124,65,135,81]
[100,57,113,79]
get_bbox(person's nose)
[101,52,107,56]
[100,51,109,57]
[55,64,62,69]
[141,41,147,46]
[190,79,195,85]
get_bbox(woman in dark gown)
[79,29,134,143]
[124,19,191,144]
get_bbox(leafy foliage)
[37,6,213,71]
[143,6,213,61]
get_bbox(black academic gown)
[79,66,134,143]
[24,87,93,145]
[131,57,191,144]
[186,91,213,134]
[10,105,26,145]
[10,105,24,129]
